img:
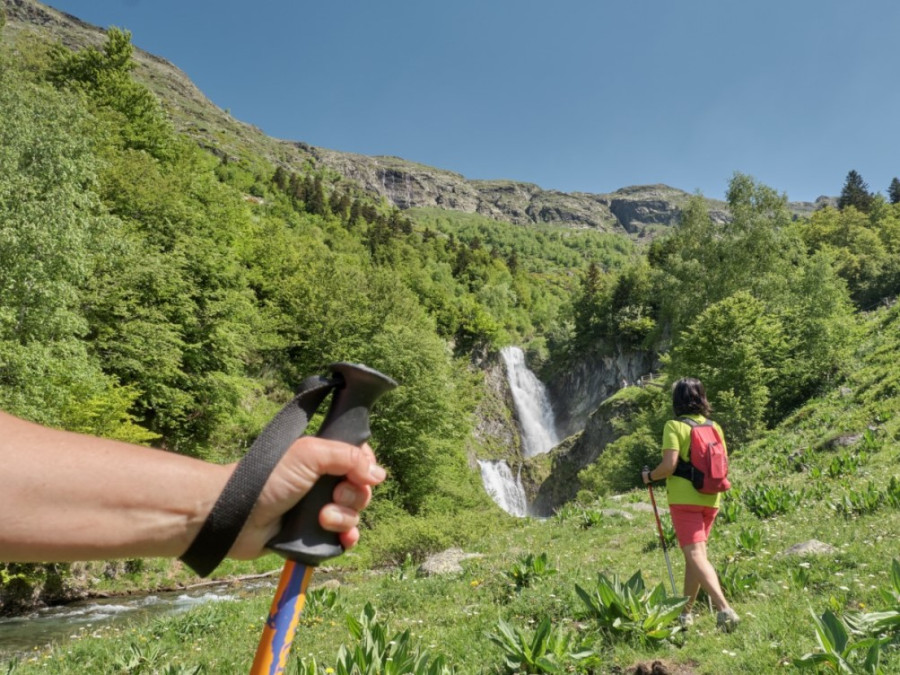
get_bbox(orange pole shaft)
[250,561,314,675]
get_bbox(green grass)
[5,490,898,673]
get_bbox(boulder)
[416,548,483,577]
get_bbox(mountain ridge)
[6,0,837,236]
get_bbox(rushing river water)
[0,578,275,656]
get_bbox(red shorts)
[669,504,718,548]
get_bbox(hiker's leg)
[682,541,730,611]
[682,551,702,610]
[670,504,703,613]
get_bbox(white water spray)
[500,346,560,458]
[478,460,528,517]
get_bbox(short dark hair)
[672,377,712,417]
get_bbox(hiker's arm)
[0,411,384,563]
[642,450,679,484]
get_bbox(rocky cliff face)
[547,349,657,439]
[469,355,521,465]
[515,348,658,515]
[528,392,640,515]
[311,145,730,235]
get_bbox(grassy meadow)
[3,482,897,674]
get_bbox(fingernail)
[334,484,354,506]
[370,463,386,481]
[321,505,349,528]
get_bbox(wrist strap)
[179,376,336,577]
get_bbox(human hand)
[228,437,386,560]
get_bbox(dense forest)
[2,18,900,600]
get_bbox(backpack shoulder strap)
[679,416,718,429]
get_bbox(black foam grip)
[266,362,397,564]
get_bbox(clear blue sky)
[46,0,900,203]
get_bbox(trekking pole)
[644,466,678,595]
[250,363,397,675]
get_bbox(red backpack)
[672,417,731,494]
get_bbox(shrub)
[833,482,883,518]
[296,603,456,675]
[503,553,558,591]
[742,485,796,518]
[794,609,889,674]
[487,617,594,674]
[575,570,686,645]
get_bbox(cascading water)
[500,346,560,457]
[478,460,528,517]
[479,347,560,517]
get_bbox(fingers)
[285,438,386,488]
[319,503,360,531]
[338,528,360,550]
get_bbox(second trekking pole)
[644,466,678,595]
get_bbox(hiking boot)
[716,608,740,632]
[678,612,694,629]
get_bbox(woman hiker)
[641,377,740,632]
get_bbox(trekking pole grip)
[266,362,397,565]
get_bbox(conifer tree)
[838,170,874,213]
[272,166,288,191]
[889,177,900,204]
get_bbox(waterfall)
[478,460,528,517]
[500,346,560,458]
[477,347,560,517]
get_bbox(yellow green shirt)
[661,415,727,508]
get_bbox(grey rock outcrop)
[780,540,838,557]
[529,389,641,515]
[416,548,483,576]
[547,349,657,439]
[306,153,731,236]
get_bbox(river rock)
[600,508,634,520]
[780,540,837,557]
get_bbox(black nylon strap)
[179,376,336,577]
